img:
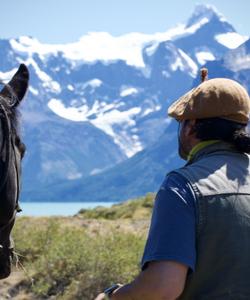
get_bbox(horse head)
[0,64,29,279]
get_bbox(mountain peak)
[186,4,227,28]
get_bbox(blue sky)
[2,0,249,43]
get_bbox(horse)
[0,64,29,279]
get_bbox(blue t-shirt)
[141,173,196,271]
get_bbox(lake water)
[18,202,116,217]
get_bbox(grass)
[12,194,155,299]
[79,192,155,220]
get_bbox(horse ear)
[0,64,29,106]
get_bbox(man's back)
[176,142,250,299]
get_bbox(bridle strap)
[0,102,20,237]
[0,102,11,193]
[11,135,20,209]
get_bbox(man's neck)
[187,140,220,161]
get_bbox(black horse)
[0,64,29,279]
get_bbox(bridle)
[0,99,21,241]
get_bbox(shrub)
[13,217,147,299]
[79,193,155,220]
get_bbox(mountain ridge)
[0,4,248,201]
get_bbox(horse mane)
[0,83,20,136]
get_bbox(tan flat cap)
[168,78,250,124]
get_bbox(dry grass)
[1,194,154,299]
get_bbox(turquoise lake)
[18,202,116,217]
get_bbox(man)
[95,74,250,299]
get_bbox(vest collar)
[187,141,237,165]
[187,140,219,162]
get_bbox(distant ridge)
[0,4,248,202]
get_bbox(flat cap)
[168,78,250,124]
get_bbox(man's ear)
[188,120,197,136]
[0,64,29,107]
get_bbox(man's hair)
[194,118,250,154]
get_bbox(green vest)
[173,142,250,299]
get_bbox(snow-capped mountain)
[174,4,246,63]
[25,38,250,203]
[0,4,248,201]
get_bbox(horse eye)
[15,136,26,159]
[19,142,26,159]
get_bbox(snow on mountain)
[196,51,215,65]
[29,86,39,96]
[174,4,248,67]
[186,4,227,27]
[10,4,247,70]
[215,32,249,49]
[27,58,61,93]
[223,39,250,72]
[85,79,102,88]
[192,39,250,103]
[91,106,143,157]
[36,39,250,203]
[171,49,198,77]
[120,87,138,97]
[0,67,18,81]
[48,98,89,121]
[9,32,178,68]
[1,4,248,201]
